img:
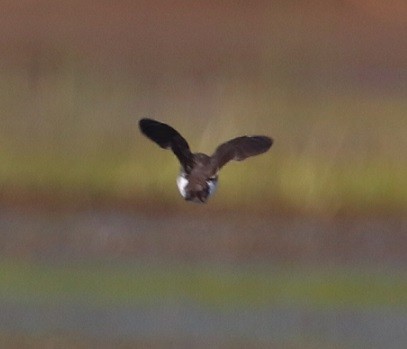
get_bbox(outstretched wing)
[139,118,194,171]
[211,135,273,170]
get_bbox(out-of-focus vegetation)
[1,64,405,215]
[1,259,405,308]
[0,2,406,215]
[0,3,406,347]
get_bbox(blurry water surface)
[0,207,405,348]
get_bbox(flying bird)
[139,118,273,203]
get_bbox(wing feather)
[211,135,273,169]
[139,118,193,171]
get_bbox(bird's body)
[139,118,272,203]
[176,169,218,203]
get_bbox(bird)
[139,118,273,203]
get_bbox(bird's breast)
[176,174,218,200]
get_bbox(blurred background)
[0,1,406,348]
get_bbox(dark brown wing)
[211,135,273,169]
[139,118,193,171]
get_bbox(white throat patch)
[207,178,217,196]
[176,175,189,198]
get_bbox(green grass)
[1,147,406,214]
[0,260,405,309]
